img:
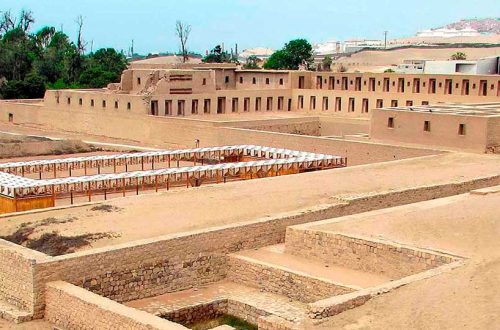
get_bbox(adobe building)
[0,62,499,329]
[370,103,500,152]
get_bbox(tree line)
[0,10,127,99]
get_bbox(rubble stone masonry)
[227,255,356,303]
[45,281,185,329]
[285,230,458,278]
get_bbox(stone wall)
[0,240,44,314]
[227,255,355,303]
[3,171,496,319]
[161,298,270,329]
[161,300,227,325]
[285,231,457,278]
[44,281,185,329]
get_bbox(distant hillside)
[440,18,500,34]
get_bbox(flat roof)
[378,102,500,117]
[0,145,343,196]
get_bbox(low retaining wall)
[45,281,185,330]
[227,255,356,303]
[1,174,498,320]
[162,299,267,328]
[307,260,464,320]
[0,240,45,316]
[285,231,457,278]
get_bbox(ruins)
[0,62,498,329]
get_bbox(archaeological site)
[0,24,499,329]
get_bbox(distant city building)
[313,40,341,55]
[343,39,384,53]
[397,56,500,75]
[416,27,481,38]
[238,47,275,63]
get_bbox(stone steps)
[227,245,362,304]
[0,299,33,324]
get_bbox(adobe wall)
[217,127,438,165]
[0,100,439,165]
[486,117,500,153]
[370,108,490,152]
[227,255,355,303]
[285,231,457,278]
[221,117,321,136]
[44,281,185,330]
[319,117,370,136]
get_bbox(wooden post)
[186,173,189,188]
[168,155,171,168]
[70,192,73,205]
[84,162,87,175]
[104,188,107,200]
[167,175,170,191]
[122,178,126,197]
[98,164,101,174]
[141,157,144,170]
[88,188,91,202]
[155,175,158,192]
[113,159,117,173]
[53,165,57,178]
[125,162,128,172]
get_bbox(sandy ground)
[0,319,51,330]
[235,244,391,288]
[309,191,500,330]
[0,152,498,252]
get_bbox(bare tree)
[75,15,87,55]
[18,10,34,32]
[0,10,16,35]
[175,21,191,63]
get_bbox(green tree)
[384,68,395,73]
[242,55,260,69]
[0,11,129,99]
[263,39,313,70]
[202,45,233,63]
[321,55,332,71]
[0,72,46,99]
[450,52,467,60]
[79,48,127,88]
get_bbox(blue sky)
[2,0,499,54]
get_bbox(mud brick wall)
[227,255,355,303]
[44,281,185,330]
[285,231,457,278]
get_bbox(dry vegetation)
[0,134,103,159]
[0,216,119,256]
